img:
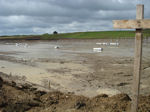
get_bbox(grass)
[41,31,135,39]
[0,30,150,40]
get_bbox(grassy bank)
[0,30,150,40]
[41,31,136,39]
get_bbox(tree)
[53,31,58,34]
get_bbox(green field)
[0,30,150,40]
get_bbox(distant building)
[53,31,58,34]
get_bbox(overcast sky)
[0,0,150,35]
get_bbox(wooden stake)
[131,5,144,112]
[113,4,149,112]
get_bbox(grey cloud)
[0,0,150,35]
[50,0,135,11]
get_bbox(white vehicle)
[54,46,60,49]
[96,42,109,45]
[93,48,103,52]
[109,43,119,46]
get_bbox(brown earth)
[0,74,150,112]
[0,40,150,112]
[0,40,150,98]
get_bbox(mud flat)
[0,39,150,98]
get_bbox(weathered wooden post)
[132,5,143,112]
[113,4,150,112]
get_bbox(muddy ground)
[0,39,150,111]
[0,73,150,112]
[0,40,150,97]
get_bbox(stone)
[0,77,3,89]
[75,101,86,109]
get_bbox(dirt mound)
[0,76,150,112]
